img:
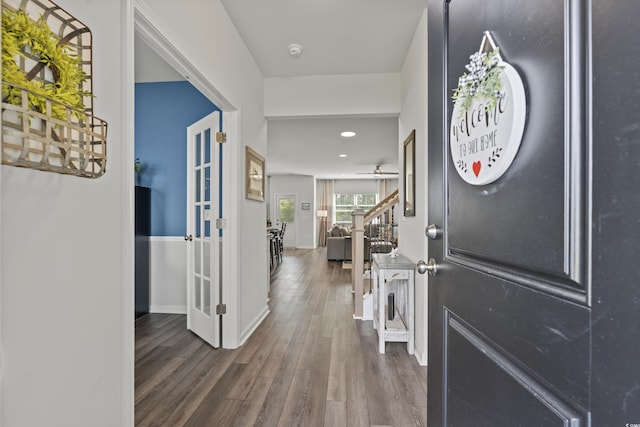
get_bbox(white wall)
[140,0,269,348]
[334,179,379,195]
[269,175,317,249]
[134,34,184,82]
[1,1,133,425]
[265,73,401,118]
[398,9,429,366]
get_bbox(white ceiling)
[135,0,427,179]
[268,116,399,179]
[219,0,428,78]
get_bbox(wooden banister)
[352,190,400,319]
[364,189,399,224]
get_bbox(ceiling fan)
[357,164,398,176]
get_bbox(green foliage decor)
[2,8,91,120]
[452,49,503,116]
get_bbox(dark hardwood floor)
[135,248,428,426]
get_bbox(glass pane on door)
[195,241,201,275]
[196,133,201,166]
[203,279,211,315]
[195,206,201,238]
[203,241,210,277]
[204,129,211,164]
[204,167,211,201]
[279,198,295,223]
[196,169,201,202]
[194,277,201,311]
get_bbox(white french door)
[186,112,220,348]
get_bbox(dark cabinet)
[135,186,151,319]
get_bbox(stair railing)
[351,190,399,318]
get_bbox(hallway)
[135,248,427,426]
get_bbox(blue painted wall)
[135,81,218,236]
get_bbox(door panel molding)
[443,0,589,304]
[444,309,586,426]
[440,276,591,408]
[446,252,586,304]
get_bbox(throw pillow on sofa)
[330,225,343,237]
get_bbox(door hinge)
[216,304,227,315]
[215,218,227,229]
[216,132,227,143]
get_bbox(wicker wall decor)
[1,0,107,178]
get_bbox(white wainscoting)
[149,236,187,314]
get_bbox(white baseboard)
[414,347,428,366]
[238,306,270,346]
[150,305,187,314]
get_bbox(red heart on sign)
[472,161,481,177]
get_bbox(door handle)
[417,258,438,277]
[184,235,193,241]
[425,224,441,240]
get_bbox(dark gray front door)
[427,0,640,425]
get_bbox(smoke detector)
[288,43,303,57]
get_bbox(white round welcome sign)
[450,58,526,185]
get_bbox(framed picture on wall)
[245,146,265,202]
[403,129,416,216]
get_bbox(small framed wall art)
[403,129,416,216]
[245,146,265,202]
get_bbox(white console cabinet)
[371,253,415,354]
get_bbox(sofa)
[326,225,370,262]
[326,225,350,261]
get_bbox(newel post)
[352,209,365,318]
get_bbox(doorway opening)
[133,0,241,355]
[274,193,296,248]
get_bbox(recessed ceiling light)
[340,131,356,138]
[339,154,348,158]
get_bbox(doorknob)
[425,224,440,240]
[184,235,193,241]
[417,258,438,276]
